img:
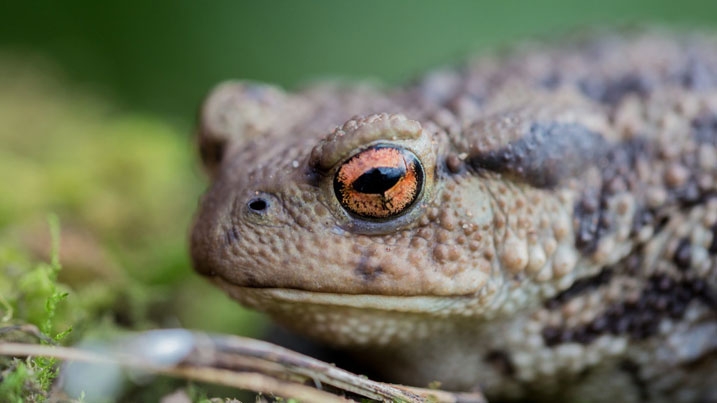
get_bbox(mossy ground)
[0,58,265,402]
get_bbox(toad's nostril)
[248,198,269,212]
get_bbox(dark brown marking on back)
[542,275,716,347]
[673,238,693,271]
[468,122,608,188]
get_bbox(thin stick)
[0,343,347,402]
[0,331,486,403]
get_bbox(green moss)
[0,217,69,401]
[0,358,77,403]
[37,216,72,392]
[0,361,30,403]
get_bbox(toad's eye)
[333,145,424,220]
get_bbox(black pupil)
[352,166,404,194]
[248,198,268,211]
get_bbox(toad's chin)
[209,275,494,316]
[208,276,499,347]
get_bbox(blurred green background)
[4,0,717,123]
[0,1,716,400]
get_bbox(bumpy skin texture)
[191,33,717,402]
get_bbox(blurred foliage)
[0,55,262,326]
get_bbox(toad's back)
[190,32,717,402]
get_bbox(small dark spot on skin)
[579,74,652,105]
[673,238,692,271]
[695,279,717,310]
[545,268,613,309]
[588,316,608,333]
[573,325,597,344]
[673,180,703,207]
[623,253,643,276]
[541,327,562,347]
[656,275,674,292]
[356,266,383,281]
[305,167,322,188]
[631,208,654,236]
[573,137,652,255]
[225,226,240,245]
[354,254,384,282]
[605,176,625,194]
[574,194,603,254]
[681,58,717,91]
[610,311,630,335]
[355,265,384,282]
[540,72,561,89]
[709,223,717,255]
[445,154,463,174]
[598,213,611,228]
[692,113,717,145]
[484,350,515,377]
[655,215,670,233]
[238,271,260,288]
[558,328,574,344]
[581,196,599,213]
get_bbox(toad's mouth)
[211,276,485,315]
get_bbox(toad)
[191,32,717,402]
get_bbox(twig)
[0,330,486,403]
